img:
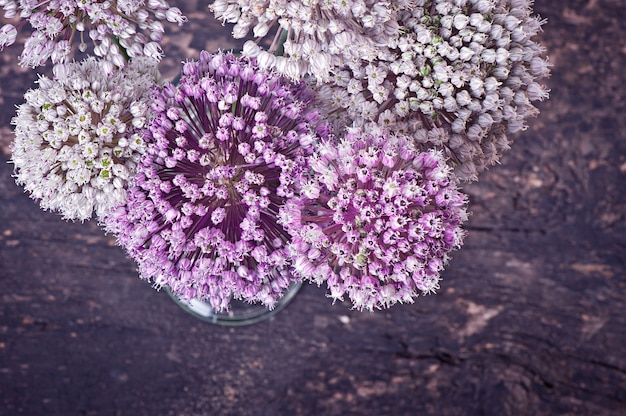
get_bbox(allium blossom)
[0,0,186,68]
[11,56,160,221]
[280,125,468,311]
[210,0,411,82]
[104,51,327,311]
[316,0,550,181]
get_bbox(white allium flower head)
[315,0,550,181]
[10,57,161,221]
[0,0,186,68]
[210,0,413,83]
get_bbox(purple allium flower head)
[104,51,327,312]
[315,0,550,181]
[280,123,468,311]
[0,0,186,68]
[10,56,160,221]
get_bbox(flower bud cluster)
[210,0,411,83]
[4,0,549,313]
[279,124,468,311]
[0,0,186,68]
[316,0,550,181]
[104,52,329,311]
[10,57,161,221]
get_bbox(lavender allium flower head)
[0,0,186,68]
[210,0,411,82]
[10,56,160,221]
[280,124,468,311]
[316,0,550,181]
[104,51,327,311]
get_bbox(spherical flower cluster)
[279,125,468,311]
[11,56,160,221]
[0,0,186,68]
[104,51,328,311]
[315,0,550,181]
[210,0,410,82]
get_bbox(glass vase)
[165,282,302,326]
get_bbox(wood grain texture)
[1,1,625,415]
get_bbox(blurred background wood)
[1,1,625,415]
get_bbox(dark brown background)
[1,1,625,415]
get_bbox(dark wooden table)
[1,1,625,415]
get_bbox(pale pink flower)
[10,57,161,221]
[0,0,186,68]
[315,0,550,181]
[210,0,412,82]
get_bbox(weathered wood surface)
[1,1,625,415]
